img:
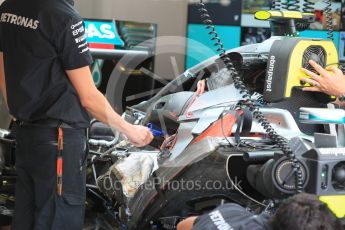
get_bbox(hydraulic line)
[198,1,304,193]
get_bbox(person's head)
[271,193,343,230]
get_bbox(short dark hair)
[271,193,343,230]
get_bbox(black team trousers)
[12,124,88,230]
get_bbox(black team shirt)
[0,0,93,128]
[192,203,272,230]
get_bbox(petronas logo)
[92,59,104,88]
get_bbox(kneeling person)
[177,193,342,230]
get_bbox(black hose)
[272,0,282,10]
[324,0,334,41]
[295,0,316,31]
[283,0,301,11]
[303,0,315,13]
[198,1,303,193]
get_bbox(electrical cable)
[236,139,279,151]
[324,0,334,40]
[198,0,304,193]
[220,107,278,151]
[220,108,279,151]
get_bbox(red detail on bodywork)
[186,112,193,118]
[88,43,115,49]
[192,113,237,144]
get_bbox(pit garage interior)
[0,0,345,230]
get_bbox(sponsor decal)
[71,20,83,30]
[265,55,276,92]
[78,42,88,49]
[75,34,87,44]
[209,210,234,230]
[0,13,39,29]
[70,20,89,53]
[84,20,124,47]
[92,59,104,88]
[72,26,85,36]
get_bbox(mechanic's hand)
[300,60,345,97]
[196,80,206,95]
[124,124,154,147]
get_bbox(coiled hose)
[303,0,315,13]
[324,0,334,40]
[295,0,316,31]
[272,0,282,10]
[283,0,301,11]
[198,1,304,193]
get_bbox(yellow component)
[320,196,345,218]
[285,40,338,98]
[303,12,314,16]
[281,11,303,19]
[255,10,308,20]
[270,11,282,17]
[255,11,271,20]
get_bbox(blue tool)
[147,123,165,137]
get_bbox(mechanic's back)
[0,0,91,127]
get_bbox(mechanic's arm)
[300,60,345,97]
[0,53,8,108]
[196,80,206,96]
[66,66,153,147]
[177,217,198,230]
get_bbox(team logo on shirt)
[72,24,85,36]
[71,20,89,54]
[0,13,39,30]
[209,210,234,230]
[71,20,83,30]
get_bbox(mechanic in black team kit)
[0,0,153,229]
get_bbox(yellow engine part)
[320,196,345,218]
[255,10,314,20]
[286,40,338,98]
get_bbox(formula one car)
[0,2,345,230]
[83,9,345,230]
[90,3,345,229]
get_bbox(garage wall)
[74,0,189,80]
